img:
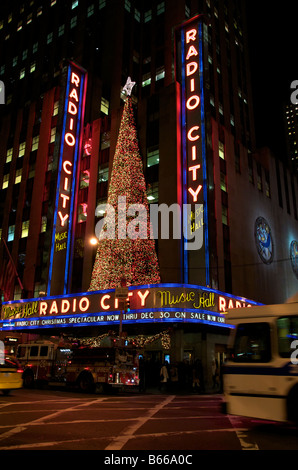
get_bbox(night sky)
[245,1,298,161]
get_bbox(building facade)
[0,0,298,390]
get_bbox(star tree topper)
[123,76,136,96]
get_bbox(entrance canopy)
[0,284,262,332]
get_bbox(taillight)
[17,369,23,373]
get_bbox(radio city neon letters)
[184,27,202,204]
[57,72,81,228]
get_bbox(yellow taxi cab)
[0,356,23,395]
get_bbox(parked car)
[0,356,23,395]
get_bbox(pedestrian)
[159,361,169,392]
[192,359,201,393]
[169,363,179,392]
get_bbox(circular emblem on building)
[254,217,274,264]
[290,240,298,279]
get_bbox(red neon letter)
[49,301,58,315]
[187,126,200,141]
[137,290,150,306]
[61,300,70,313]
[71,72,80,87]
[218,296,226,312]
[65,133,76,146]
[69,88,79,102]
[39,302,48,315]
[58,211,69,227]
[188,185,202,202]
[68,101,78,115]
[61,193,70,209]
[186,29,197,43]
[192,146,197,161]
[101,294,111,310]
[63,161,73,174]
[186,95,200,110]
[186,45,198,61]
[79,297,90,312]
[186,62,198,76]
[188,164,201,181]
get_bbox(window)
[6,148,13,163]
[147,148,159,167]
[47,32,53,44]
[8,225,15,242]
[144,10,152,22]
[20,68,25,79]
[219,141,225,160]
[31,136,39,152]
[87,4,94,17]
[40,346,49,357]
[22,49,28,60]
[277,316,298,358]
[13,56,18,67]
[155,67,165,82]
[21,220,29,238]
[157,1,165,15]
[18,142,26,158]
[41,216,47,233]
[220,172,227,192]
[33,42,38,54]
[80,169,90,188]
[70,16,77,28]
[98,165,109,182]
[30,61,36,73]
[15,169,22,184]
[233,322,271,363]
[147,182,159,203]
[50,127,56,143]
[53,100,59,116]
[257,163,262,191]
[58,24,65,37]
[222,205,228,225]
[2,174,9,189]
[29,346,39,357]
[124,0,131,12]
[100,97,109,115]
[72,0,79,9]
[37,6,43,17]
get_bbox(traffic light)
[125,298,131,312]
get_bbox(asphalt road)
[0,388,298,456]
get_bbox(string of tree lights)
[88,96,160,291]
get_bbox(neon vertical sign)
[177,16,209,286]
[48,62,87,296]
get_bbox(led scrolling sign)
[48,63,87,297]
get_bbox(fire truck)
[16,340,139,393]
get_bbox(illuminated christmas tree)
[89,81,160,290]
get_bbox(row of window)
[2,216,47,243]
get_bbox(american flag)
[0,238,23,301]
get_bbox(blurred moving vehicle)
[16,340,139,393]
[223,302,298,423]
[0,356,23,395]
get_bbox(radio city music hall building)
[0,0,298,389]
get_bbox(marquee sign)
[47,62,87,296]
[0,284,262,331]
[176,15,209,285]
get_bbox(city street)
[0,388,298,454]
